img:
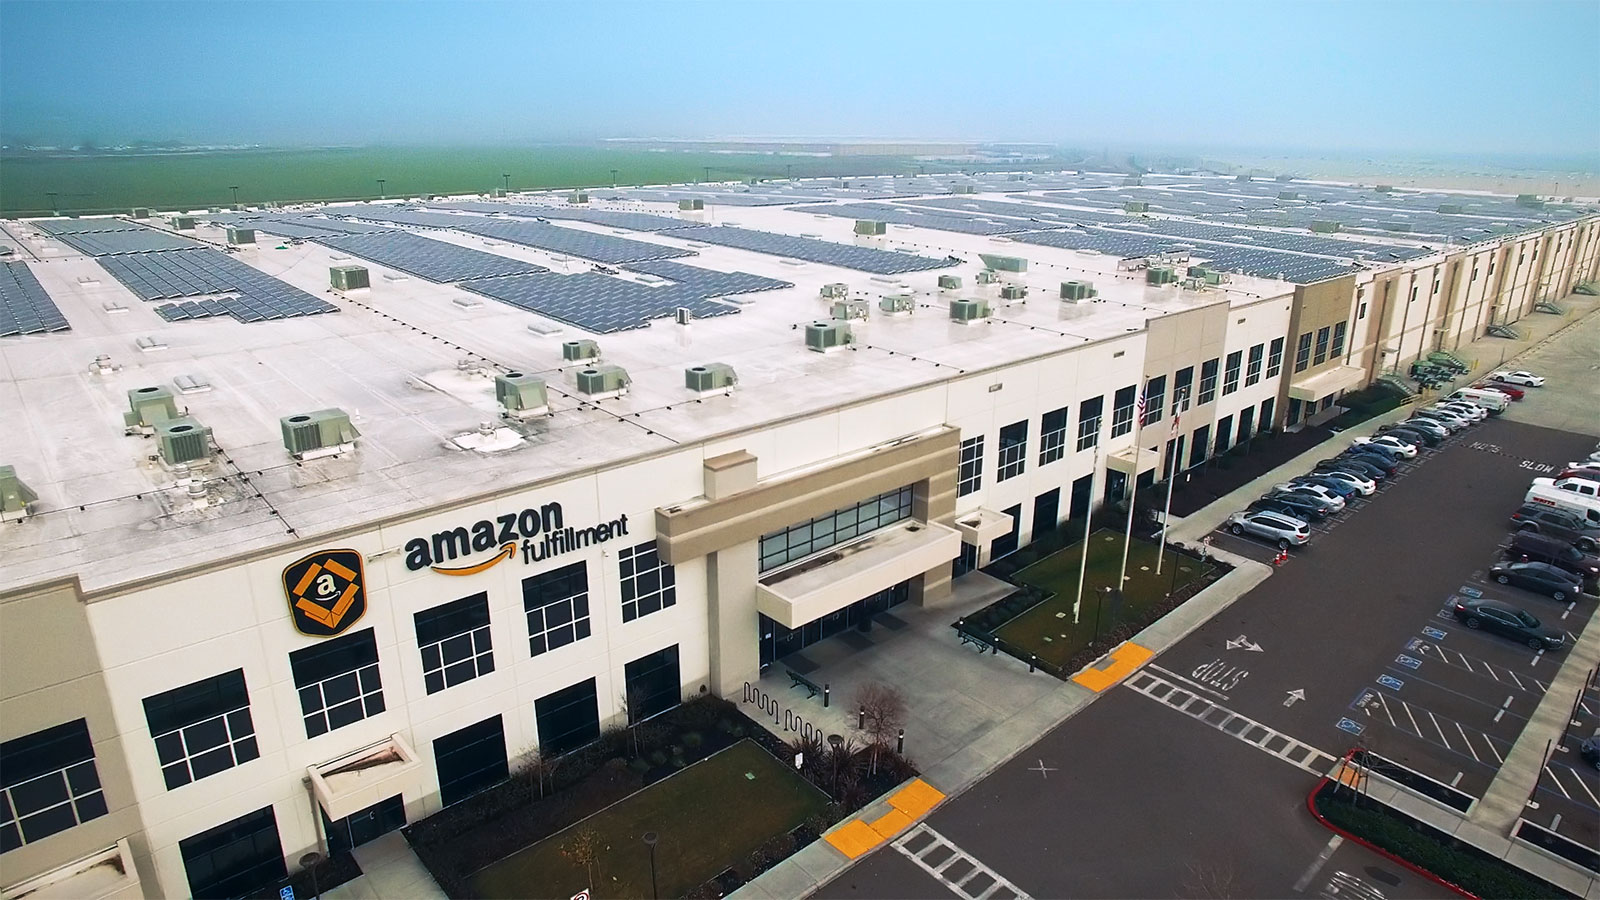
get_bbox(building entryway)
[759,581,910,668]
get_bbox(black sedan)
[1488,561,1584,601]
[1250,494,1329,520]
[1315,457,1387,481]
[1340,449,1399,475]
[1450,598,1565,651]
[1380,424,1443,448]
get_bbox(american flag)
[1135,385,1148,426]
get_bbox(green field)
[470,740,829,900]
[0,145,933,216]
[995,530,1215,669]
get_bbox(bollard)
[1029,654,1037,673]
[823,684,830,708]
[858,705,866,729]
[897,728,904,755]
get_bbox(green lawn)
[995,530,1214,669]
[470,740,829,900]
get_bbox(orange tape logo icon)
[283,549,367,637]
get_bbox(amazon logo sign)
[403,502,631,576]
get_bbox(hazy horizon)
[3,0,1597,157]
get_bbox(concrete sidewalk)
[322,832,447,900]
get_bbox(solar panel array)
[659,225,955,274]
[97,250,338,324]
[460,272,744,333]
[907,196,1138,226]
[1007,229,1359,284]
[1121,218,1428,260]
[783,201,1041,235]
[439,202,698,233]
[52,229,207,256]
[621,259,793,296]
[313,232,548,283]
[1,262,70,336]
[206,212,398,238]
[33,218,142,235]
[326,207,695,264]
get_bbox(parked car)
[1489,370,1545,387]
[1315,457,1388,481]
[1271,482,1346,511]
[1446,388,1509,414]
[1450,598,1565,651]
[1487,561,1584,602]
[1533,476,1600,501]
[1411,409,1466,432]
[1291,474,1359,500]
[1525,484,1600,527]
[1340,449,1399,475]
[1582,728,1600,771]
[1505,532,1600,586]
[1380,425,1442,448]
[1249,495,1329,521]
[1352,435,1418,458]
[1226,510,1310,549]
[1399,417,1450,440]
[1508,504,1600,553]
[1315,468,1377,496]
[1263,487,1340,516]
[1474,381,1524,400]
[1435,402,1488,423]
[1555,467,1600,484]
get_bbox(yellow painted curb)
[823,778,947,859]
[868,808,913,839]
[887,778,945,817]
[1071,641,1154,692]
[824,819,883,859]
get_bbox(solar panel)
[324,207,693,264]
[461,272,738,333]
[783,202,1043,236]
[0,261,71,336]
[439,202,698,233]
[621,260,792,297]
[658,226,954,274]
[33,218,143,235]
[313,232,548,283]
[53,229,207,256]
[96,249,338,324]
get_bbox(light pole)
[642,832,659,900]
[502,173,510,192]
[298,851,323,900]
[610,168,619,188]
[229,185,240,207]
[376,178,386,200]
[786,163,793,181]
[827,734,844,795]
[702,165,711,184]
[46,191,59,216]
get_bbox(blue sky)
[2,0,1596,154]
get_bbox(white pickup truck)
[1527,477,1600,525]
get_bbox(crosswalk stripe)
[892,823,1034,900]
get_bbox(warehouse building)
[1,171,1596,898]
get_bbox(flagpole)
[1156,389,1186,576]
[1118,377,1149,591]
[1073,443,1097,625]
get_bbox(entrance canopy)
[756,520,960,629]
[1289,365,1364,402]
[308,733,424,821]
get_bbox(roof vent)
[830,299,870,321]
[879,294,915,316]
[804,320,853,353]
[280,408,361,460]
[89,355,122,375]
[575,365,630,399]
[820,283,848,300]
[949,299,991,323]
[1060,281,1098,303]
[562,339,601,363]
[124,386,180,432]
[0,465,39,521]
[685,363,737,393]
[495,372,551,419]
[156,418,213,467]
[937,274,962,291]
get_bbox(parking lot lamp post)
[827,734,844,794]
[642,832,659,900]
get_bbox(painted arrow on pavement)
[1226,635,1264,652]
[1284,688,1306,707]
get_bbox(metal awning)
[308,733,424,821]
[756,520,961,629]
[1289,365,1365,402]
[2,838,140,900]
[951,507,1015,546]
[1106,441,1162,476]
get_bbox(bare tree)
[560,826,604,890]
[1177,857,1239,899]
[513,747,554,800]
[620,682,654,758]
[852,682,908,773]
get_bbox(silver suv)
[1226,510,1311,548]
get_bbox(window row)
[759,485,915,571]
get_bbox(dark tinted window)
[179,806,286,900]
[623,645,681,723]
[434,715,508,807]
[535,678,600,757]
[0,719,106,852]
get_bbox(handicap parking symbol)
[1423,626,1447,640]
[1336,718,1365,736]
[1396,654,1422,669]
[1459,586,1483,599]
[1377,674,1404,691]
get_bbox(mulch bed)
[1165,428,1334,517]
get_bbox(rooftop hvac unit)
[937,274,962,290]
[0,465,38,520]
[168,215,196,230]
[879,294,915,315]
[1515,195,1544,208]
[831,299,870,321]
[949,299,991,323]
[804,320,853,352]
[854,220,887,236]
[280,408,361,459]
[576,365,630,397]
[124,385,180,430]
[1123,175,1143,186]
[1124,201,1149,213]
[1277,191,1301,201]
[685,363,737,392]
[1060,280,1097,302]
[1235,175,1252,183]
[1381,222,1413,233]
[568,192,589,204]
[1182,278,1208,290]
[951,185,977,194]
[1309,221,1342,234]
[496,372,550,417]
[820,283,848,300]
[1201,270,1227,285]
[975,270,999,285]
[1147,266,1178,286]
[155,417,213,466]
[978,254,1027,273]
[1374,185,1395,193]
[1275,174,1294,182]
[1437,204,1463,215]
[998,284,1027,301]
[678,199,705,211]
[130,207,152,218]
[1186,266,1211,279]
[562,339,601,363]
[226,227,256,245]
[330,265,370,291]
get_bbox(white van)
[1526,482,1600,525]
[1447,388,1509,413]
